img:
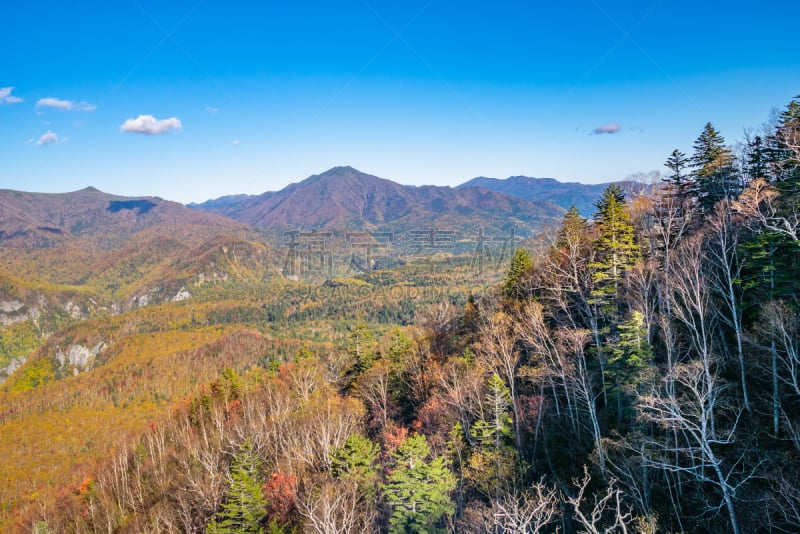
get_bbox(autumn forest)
[2,95,800,533]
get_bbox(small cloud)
[591,122,622,135]
[36,97,96,112]
[36,130,64,145]
[120,114,182,135]
[0,87,23,105]
[75,101,96,112]
[232,139,240,145]
[205,106,220,114]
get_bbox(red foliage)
[263,471,298,524]
[381,423,408,454]
[225,399,243,421]
[77,475,94,497]
[412,396,455,451]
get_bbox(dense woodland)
[3,95,800,532]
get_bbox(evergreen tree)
[556,206,590,250]
[470,373,514,451]
[691,122,738,213]
[348,322,375,375]
[503,248,533,300]
[608,311,654,424]
[383,433,456,533]
[663,148,693,202]
[742,97,800,312]
[770,97,800,183]
[467,373,519,498]
[331,432,380,501]
[207,440,267,534]
[589,185,639,320]
[746,135,770,182]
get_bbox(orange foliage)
[263,471,299,524]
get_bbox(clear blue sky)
[2,1,799,203]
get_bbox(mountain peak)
[192,167,563,232]
[322,165,360,174]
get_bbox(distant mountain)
[0,187,279,309]
[0,186,244,249]
[192,166,565,235]
[457,176,645,218]
[186,193,258,219]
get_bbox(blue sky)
[1,1,799,204]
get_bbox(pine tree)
[663,148,692,202]
[470,373,514,451]
[691,122,738,213]
[503,248,533,300]
[608,311,654,425]
[746,135,770,182]
[207,440,267,534]
[348,322,374,375]
[467,373,519,498]
[383,433,456,533]
[556,206,589,250]
[331,432,380,501]
[770,97,800,191]
[589,185,639,320]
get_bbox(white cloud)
[232,139,240,145]
[0,87,23,105]
[75,101,96,111]
[591,122,622,135]
[120,114,182,135]
[205,106,220,114]
[35,130,63,145]
[36,97,96,112]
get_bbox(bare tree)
[560,327,606,474]
[515,301,578,433]
[298,479,376,534]
[639,362,756,534]
[734,178,799,242]
[476,311,523,450]
[705,199,750,411]
[759,301,800,445]
[489,481,560,533]
[566,465,634,534]
[667,234,719,436]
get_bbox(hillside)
[191,166,565,234]
[457,175,645,217]
[0,187,283,384]
[0,187,249,249]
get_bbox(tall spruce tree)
[331,432,380,502]
[589,185,639,321]
[608,311,654,425]
[691,122,738,213]
[468,373,519,499]
[664,148,692,203]
[207,440,267,534]
[383,433,456,533]
[503,248,533,300]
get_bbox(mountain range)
[189,166,568,234]
[457,175,645,217]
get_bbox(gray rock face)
[0,300,41,326]
[0,300,24,313]
[171,287,192,302]
[56,342,107,374]
[0,356,26,384]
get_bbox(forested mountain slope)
[191,166,565,234]
[2,96,800,533]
